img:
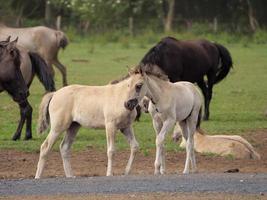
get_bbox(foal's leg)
[52,58,68,86]
[180,119,197,174]
[12,100,32,141]
[120,126,139,175]
[187,117,198,173]
[60,122,80,178]
[152,117,165,174]
[154,119,175,175]
[172,123,182,142]
[35,129,61,179]
[105,123,117,176]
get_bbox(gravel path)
[1,173,266,196]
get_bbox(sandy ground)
[0,129,266,179]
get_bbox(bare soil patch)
[0,129,266,179]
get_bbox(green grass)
[0,39,267,152]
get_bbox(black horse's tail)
[28,52,56,92]
[213,43,233,84]
[196,106,202,129]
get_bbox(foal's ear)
[13,37,18,43]
[7,37,18,49]
[10,37,18,45]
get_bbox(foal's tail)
[37,92,54,134]
[28,52,56,92]
[213,43,233,84]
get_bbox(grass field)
[0,38,267,153]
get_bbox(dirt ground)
[0,129,266,179]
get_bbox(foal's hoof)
[154,171,161,176]
[182,170,190,174]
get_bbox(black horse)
[140,37,233,120]
[0,37,55,140]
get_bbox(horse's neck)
[146,76,168,103]
[109,80,130,101]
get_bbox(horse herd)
[0,25,245,178]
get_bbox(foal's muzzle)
[124,98,138,111]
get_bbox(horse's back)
[173,81,202,99]
[49,84,109,129]
[0,26,59,55]
[146,37,219,83]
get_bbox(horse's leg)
[105,124,116,176]
[152,117,166,174]
[154,119,175,175]
[197,78,209,120]
[52,58,67,86]
[25,101,33,140]
[60,122,80,178]
[172,123,182,142]
[120,126,139,175]
[12,100,32,141]
[35,129,61,179]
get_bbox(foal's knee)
[107,148,115,158]
[39,140,49,159]
[156,135,165,146]
[131,142,139,153]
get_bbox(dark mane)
[0,44,21,67]
[12,47,21,67]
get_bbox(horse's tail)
[55,31,68,50]
[37,92,54,134]
[213,43,233,84]
[28,52,56,92]
[196,106,202,129]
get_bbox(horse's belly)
[74,111,105,129]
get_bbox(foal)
[140,65,203,175]
[35,70,147,178]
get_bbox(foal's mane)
[110,64,169,84]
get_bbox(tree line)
[1,0,267,34]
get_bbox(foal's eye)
[135,83,143,92]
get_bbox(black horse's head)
[0,36,29,102]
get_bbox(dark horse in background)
[140,37,233,120]
[0,37,55,140]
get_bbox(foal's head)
[0,37,29,102]
[124,68,148,111]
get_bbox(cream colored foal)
[35,70,147,178]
